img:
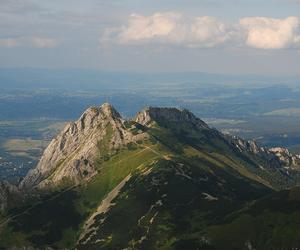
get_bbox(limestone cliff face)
[269,147,300,167]
[20,103,144,190]
[135,107,209,129]
[19,104,300,191]
[231,136,300,169]
[233,138,264,154]
[20,105,210,190]
[135,107,300,170]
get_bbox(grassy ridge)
[207,189,300,249]
[1,113,298,249]
[0,140,164,248]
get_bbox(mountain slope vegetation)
[0,103,300,249]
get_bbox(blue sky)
[1,0,300,75]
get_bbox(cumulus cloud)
[0,36,58,48]
[102,12,300,49]
[103,12,237,48]
[240,16,300,49]
[117,12,182,43]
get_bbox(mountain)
[232,136,300,169]
[228,136,300,189]
[1,103,300,249]
[20,103,145,190]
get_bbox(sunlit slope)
[1,104,299,249]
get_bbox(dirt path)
[0,147,148,229]
[0,144,167,234]
[78,174,131,244]
[136,143,169,160]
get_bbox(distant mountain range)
[2,68,299,89]
[1,103,300,249]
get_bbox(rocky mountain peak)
[19,103,148,190]
[135,106,209,129]
[233,137,264,154]
[19,103,126,190]
[100,103,121,118]
[18,103,300,192]
[269,147,300,166]
[76,103,120,132]
[231,136,300,169]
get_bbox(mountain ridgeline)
[1,103,300,250]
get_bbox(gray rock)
[20,103,146,190]
[19,103,300,191]
[135,106,209,129]
[269,147,300,167]
[231,136,300,169]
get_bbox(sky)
[1,0,300,75]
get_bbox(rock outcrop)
[135,107,209,129]
[231,136,300,169]
[19,103,300,191]
[269,147,300,167]
[20,105,210,190]
[20,103,146,190]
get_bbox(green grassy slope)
[207,187,300,250]
[78,155,271,249]
[1,108,299,249]
[0,141,163,248]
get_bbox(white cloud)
[103,12,300,50]
[0,36,58,48]
[189,16,237,48]
[240,16,300,49]
[118,12,182,43]
[103,12,237,48]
